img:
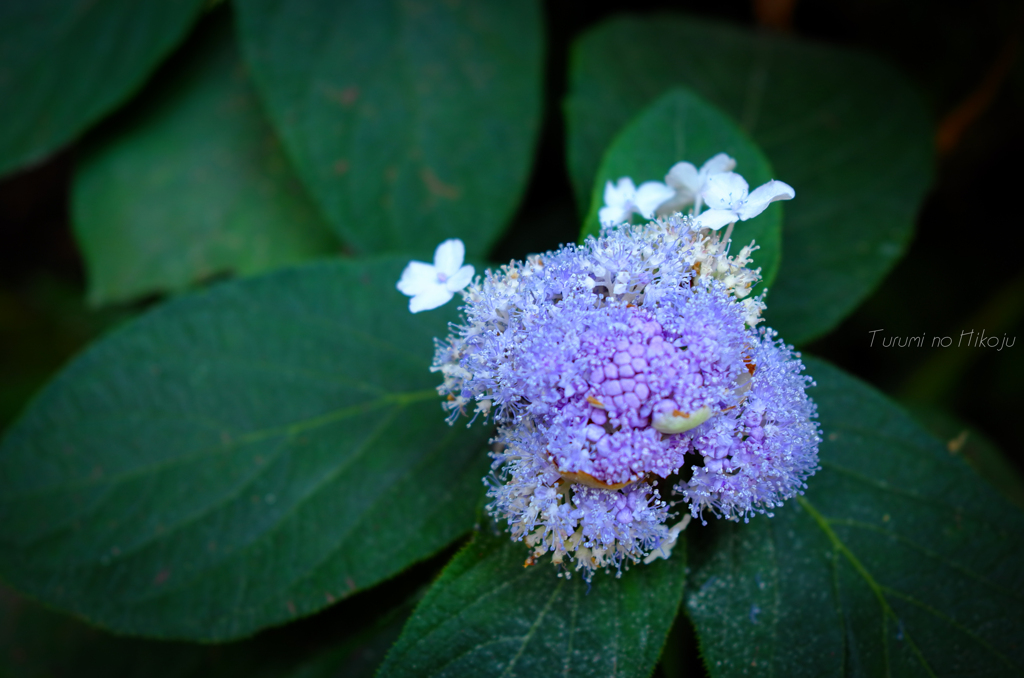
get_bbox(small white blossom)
[658,152,737,216]
[600,177,677,226]
[598,177,638,225]
[396,238,474,313]
[693,172,795,230]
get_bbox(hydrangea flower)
[406,161,819,580]
[396,238,474,312]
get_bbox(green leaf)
[0,0,207,177]
[686,357,1024,676]
[72,10,339,307]
[378,529,685,678]
[566,15,934,344]
[233,0,544,259]
[581,87,782,288]
[0,257,491,641]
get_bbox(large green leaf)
[378,529,685,678]
[581,87,783,287]
[0,0,207,177]
[234,0,543,259]
[566,15,934,344]
[685,357,1024,676]
[0,257,491,641]
[72,11,339,307]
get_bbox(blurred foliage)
[0,0,206,176]
[73,12,339,306]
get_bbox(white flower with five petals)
[396,239,474,313]
[693,172,795,231]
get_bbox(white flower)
[598,177,638,225]
[396,239,474,313]
[657,152,737,216]
[600,177,676,226]
[692,172,795,230]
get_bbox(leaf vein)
[798,497,938,678]
[827,518,1024,604]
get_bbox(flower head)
[424,213,818,579]
[396,238,474,313]
[408,155,817,579]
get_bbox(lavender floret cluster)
[432,215,820,578]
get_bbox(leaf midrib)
[800,496,938,678]
[827,517,1024,606]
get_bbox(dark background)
[1,1,1021,674]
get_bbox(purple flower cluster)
[432,215,819,578]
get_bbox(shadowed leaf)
[73,11,339,306]
[234,0,543,259]
[0,0,206,176]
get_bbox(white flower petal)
[433,238,466,277]
[737,180,795,220]
[603,177,637,208]
[692,209,738,231]
[634,181,675,218]
[664,162,699,192]
[445,264,475,292]
[396,260,440,296]
[700,152,737,177]
[702,172,749,210]
[654,194,695,217]
[409,286,454,313]
[599,204,629,226]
